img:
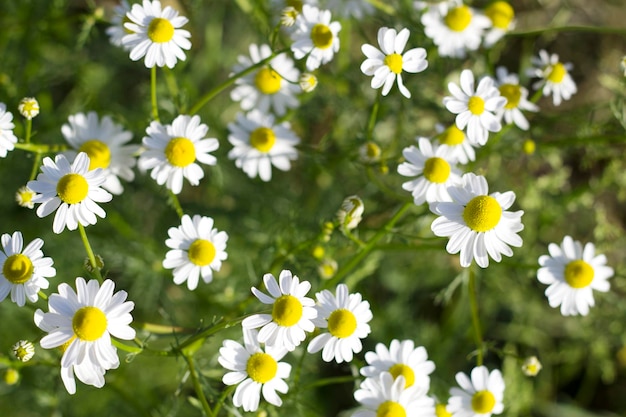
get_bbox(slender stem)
[468,267,484,366]
[168,190,184,218]
[508,25,626,37]
[29,153,43,181]
[151,66,159,122]
[177,315,247,351]
[78,224,103,282]
[212,385,235,417]
[37,290,48,301]
[14,142,68,153]
[24,119,32,144]
[366,95,380,142]
[182,353,213,417]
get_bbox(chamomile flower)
[227,110,299,182]
[162,214,228,291]
[122,0,191,68]
[0,103,17,158]
[353,372,436,417]
[219,328,291,412]
[421,1,491,59]
[397,137,463,205]
[493,67,538,131]
[12,340,35,362]
[361,339,436,390]
[430,173,524,268]
[326,0,374,19]
[290,5,341,71]
[307,283,372,363]
[18,97,40,120]
[62,111,139,195]
[35,277,136,389]
[15,185,38,209]
[138,114,219,194]
[448,366,505,417]
[434,123,476,164]
[242,270,317,351]
[337,195,365,230]
[0,231,55,307]
[27,153,113,234]
[483,1,515,47]
[443,69,506,146]
[537,236,613,316]
[361,27,428,98]
[528,49,577,106]
[106,0,132,48]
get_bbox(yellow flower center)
[327,308,357,338]
[564,259,594,288]
[435,404,452,417]
[468,96,485,115]
[17,189,35,205]
[388,363,415,388]
[59,336,76,353]
[499,83,522,109]
[485,1,514,29]
[254,67,282,95]
[246,352,278,383]
[384,53,403,74]
[364,142,381,159]
[147,17,175,43]
[3,254,34,284]
[376,401,407,417]
[439,125,465,145]
[72,306,108,342]
[445,5,472,32]
[187,239,216,266]
[57,173,89,204]
[523,139,536,155]
[423,157,451,184]
[311,23,333,49]
[250,127,276,153]
[79,140,112,170]
[547,62,567,83]
[272,295,303,327]
[463,195,502,232]
[165,137,196,167]
[471,390,496,414]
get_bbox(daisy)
[122,0,191,68]
[434,123,476,164]
[483,1,515,47]
[361,27,428,98]
[443,69,506,146]
[12,340,36,362]
[448,366,505,417]
[137,114,219,194]
[219,328,291,412]
[528,49,577,106]
[34,277,136,390]
[105,0,132,49]
[397,137,463,205]
[307,283,372,363]
[493,67,538,131]
[27,153,113,234]
[230,44,300,116]
[18,97,40,120]
[0,231,56,307]
[353,372,436,417]
[421,1,491,59]
[0,102,18,158]
[290,5,341,71]
[326,0,374,19]
[430,173,524,268]
[15,185,38,209]
[162,214,228,291]
[537,235,613,316]
[360,339,436,390]
[227,110,299,182]
[62,111,139,195]
[242,270,317,351]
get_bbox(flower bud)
[280,7,298,27]
[521,356,542,376]
[18,97,39,120]
[12,340,35,362]
[299,73,318,92]
[337,196,364,230]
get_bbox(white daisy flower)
[448,366,505,417]
[483,1,515,47]
[0,231,55,307]
[0,103,18,158]
[12,340,36,362]
[242,270,317,351]
[434,123,476,164]
[353,372,436,417]
[34,277,136,392]
[227,110,299,182]
[290,5,341,71]
[307,283,372,363]
[361,27,428,98]
[360,339,436,390]
[493,67,538,131]
[122,0,191,68]
[443,69,506,146]
[62,111,139,195]
[138,114,219,194]
[537,236,614,316]
[15,185,38,209]
[105,0,132,48]
[430,173,524,268]
[230,44,300,116]
[27,153,113,234]
[326,0,374,19]
[528,49,577,106]
[162,214,228,291]
[421,1,491,59]
[397,137,463,206]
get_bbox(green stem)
[168,190,184,218]
[14,143,68,153]
[366,95,380,142]
[212,385,235,417]
[151,66,159,122]
[24,119,32,144]
[29,153,43,181]
[508,25,626,37]
[177,315,246,351]
[182,353,213,417]
[468,267,484,366]
[78,224,103,282]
